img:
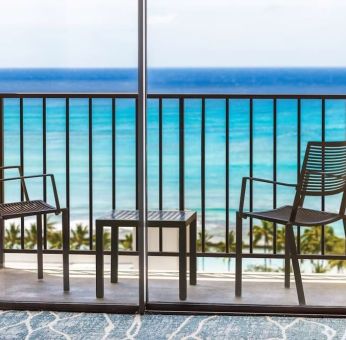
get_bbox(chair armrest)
[238,177,297,213]
[242,177,297,188]
[0,165,29,201]
[0,174,61,213]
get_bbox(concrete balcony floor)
[1,262,346,308]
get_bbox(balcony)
[1,92,346,314]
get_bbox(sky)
[0,0,346,68]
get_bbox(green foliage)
[197,231,234,253]
[47,226,62,249]
[46,217,61,249]
[253,221,273,251]
[3,215,346,274]
[4,218,134,252]
[120,233,133,251]
[70,223,89,250]
[24,223,38,249]
[250,221,346,273]
[5,223,21,249]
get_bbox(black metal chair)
[0,165,69,291]
[235,141,346,305]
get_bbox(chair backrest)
[297,142,346,215]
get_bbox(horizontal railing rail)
[2,93,346,99]
[1,93,346,271]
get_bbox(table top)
[97,209,196,225]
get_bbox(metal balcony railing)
[1,93,346,269]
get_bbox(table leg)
[111,226,118,283]
[37,214,43,279]
[189,219,197,285]
[179,225,187,300]
[96,221,104,298]
[0,218,4,269]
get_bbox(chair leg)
[235,212,242,297]
[286,224,306,305]
[284,226,290,288]
[0,218,4,269]
[62,209,70,291]
[36,214,43,279]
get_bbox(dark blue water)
[1,68,346,93]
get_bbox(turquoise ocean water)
[1,68,346,250]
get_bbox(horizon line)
[1,66,346,70]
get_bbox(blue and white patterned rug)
[0,311,346,339]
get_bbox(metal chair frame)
[235,141,346,305]
[0,165,69,291]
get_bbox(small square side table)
[95,210,197,300]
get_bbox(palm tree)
[196,231,215,252]
[46,216,62,249]
[120,233,133,251]
[221,230,236,270]
[312,261,328,273]
[24,223,38,249]
[328,240,346,272]
[252,220,274,270]
[228,230,236,252]
[5,223,21,249]
[275,226,286,253]
[48,227,63,249]
[70,223,89,250]
[46,216,57,230]
[103,231,111,250]
[253,221,273,250]
[300,227,321,255]
[299,225,344,273]
[324,226,346,272]
[211,230,236,253]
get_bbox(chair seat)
[242,205,341,226]
[0,200,57,219]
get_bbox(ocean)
[1,68,346,251]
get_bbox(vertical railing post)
[179,98,185,211]
[20,97,24,249]
[43,98,47,249]
[321,98,326,255]
[158,98,163,252]
[88,98,93,250]
[249,98,253,253]
[225,98,230,253]
[201,98,206,253]
[65,98,70,247]
[112,98,116,210]
[138,0,147,314]
[297,99,301,253]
